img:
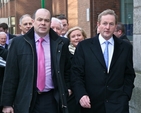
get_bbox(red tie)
[37,38,45,91]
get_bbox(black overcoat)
[1,27,71,113]
[71,34,135,113]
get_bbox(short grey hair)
[0,32,7,37]
[19,14,32,25]
[98,9,118,24]
[51,17,63,29]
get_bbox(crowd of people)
[0,8,135,113]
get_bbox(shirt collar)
[99,34,114,45]
[34,32,50,43]
[0,44,5,47]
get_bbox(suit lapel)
[109,36,123,70]
[5,44,8,49]
[90,36,106,68]
[89,35,123,70]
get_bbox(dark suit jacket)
[0,45,8,107]
[71,34,135,113]
[1,27,71,113]
[0,46,8,60]
[120,34,130,42]
[8,33,16,40]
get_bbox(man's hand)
[79,95,91,108]
[2,106,14,113]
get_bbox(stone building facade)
[0,0,121,37]
[129,0,141,113]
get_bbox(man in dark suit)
[19,14,33,35]
[1,8,71,113]
[71,9,135,113]
[114,22,130,42]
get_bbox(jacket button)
[58,50,60,52]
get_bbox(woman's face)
[69,29,85,47]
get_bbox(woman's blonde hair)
[67,26,87,39]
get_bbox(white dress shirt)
[99,34,114,72]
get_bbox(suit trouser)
[32,89,58,113]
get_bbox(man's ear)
[32,19,35,25]
[97,22,100,27]
[118,30,122,35]
[19,24,22,30]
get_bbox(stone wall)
[129,0,141,113]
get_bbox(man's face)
[51,21,62,36]
[0,27,4,32]
[114,29,122,38]
[60,19,69,36]
[0,34,7,45]
[97,14,117,40]
[33,9,51,37]
[19,16,33,35]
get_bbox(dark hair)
[57,14,68,23]
[0,23,8,30]
[116,22,125,34]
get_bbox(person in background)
[0,23,16,44]
[71,9,135,113]
[51,17,76,112]
[57,14,69,37]
[8,14,33,49]
[19,14,33,35]
[114,22,129,41]
[67,26,87,55]
[0,32,8,49]
[0,32,8,60]
[51,17,63,36]
[1,8,71,113]
[66,26,87,113]
[95,26,100,34]
[0,32,8,113]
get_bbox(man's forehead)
[22,17,32,21]
[0,27,4,31]
[35,9,50,17]
[22,17,33,23]
[0,34,7,38]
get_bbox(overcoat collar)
[23,27,62,45]
[23,27,64,69]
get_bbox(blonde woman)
[67,26,87,55]
[66,26,87,113]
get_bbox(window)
[120,0,133,41]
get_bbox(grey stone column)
[129,0,141,113]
